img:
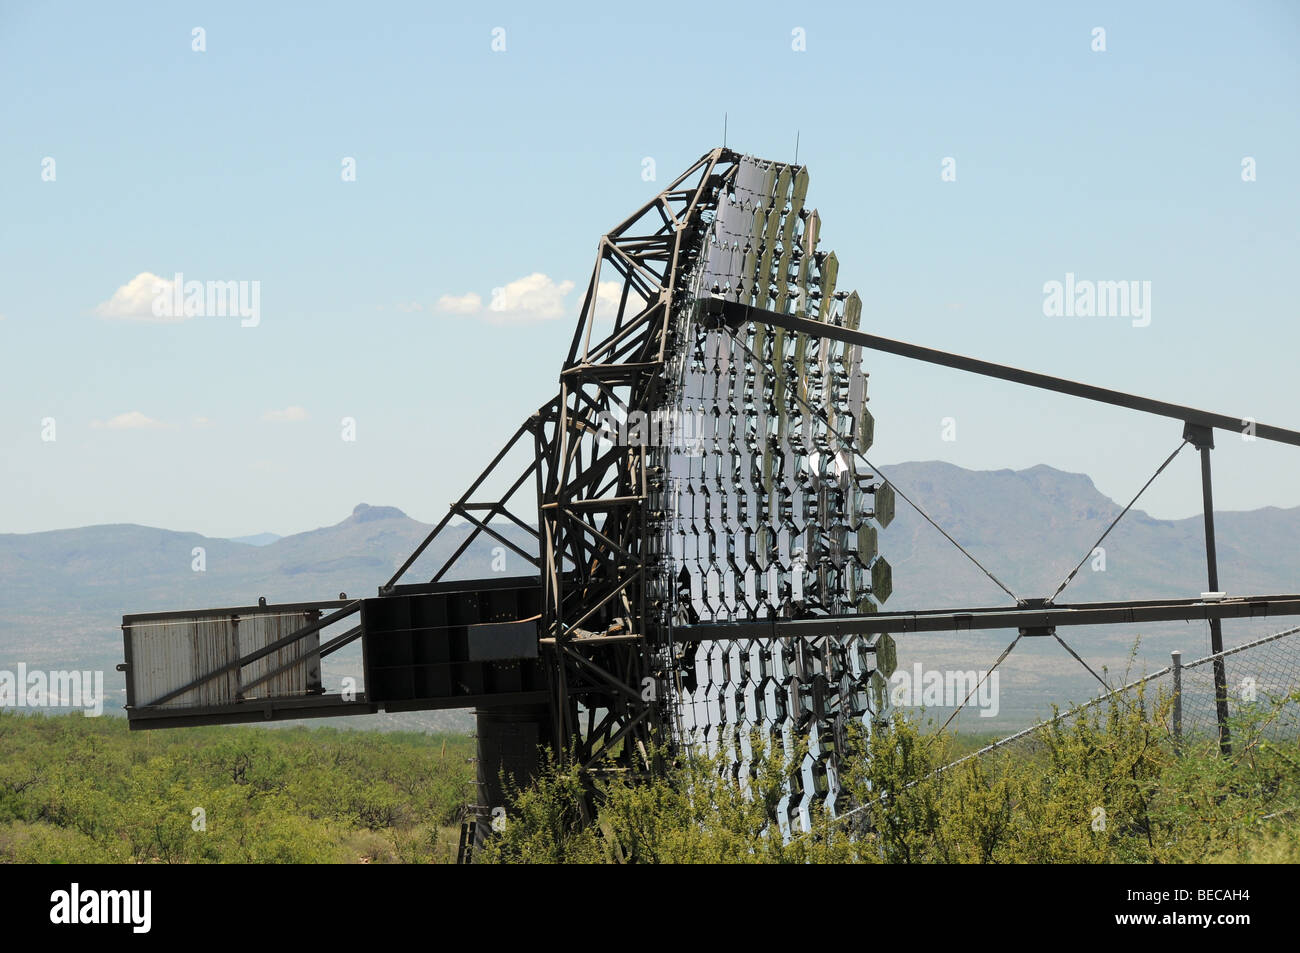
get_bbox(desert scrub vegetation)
[4,685,1296,864]
[0,712,475,863]
[481,685,1300,864]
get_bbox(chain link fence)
[946,624,1300,771]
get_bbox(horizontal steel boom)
[676,593,1300,640]
[706,300,1300,447]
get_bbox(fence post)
[1171,650,1182,753]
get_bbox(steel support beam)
[706,300,1300,447]
[676,593,1300,641]
[1186,423,1233,754]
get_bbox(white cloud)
[94,272,184,322]
[262,406,308,423]
[192,416,211,427]
[593,280,650,322]
[436,292,482,315]
[435,273,583,324]
[395,300,425,313]
[487,273,575,323]
[92,411,167,430]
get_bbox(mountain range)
[3,463,1297,731]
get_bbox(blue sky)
[2,1,1298,537]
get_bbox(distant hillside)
[881,461,1300,609]
[2,465,1298,731]
[870,462,1300,726]
[0,502,536,732]
[231,532,281,546]
[0,502,534,620]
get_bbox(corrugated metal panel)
[237,611,321,700]
[127,610,321,710]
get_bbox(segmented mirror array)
[654,155,899,832]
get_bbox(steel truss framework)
[121,149,1300,807]
[391,149,1300,768]
[390,150,739,773]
